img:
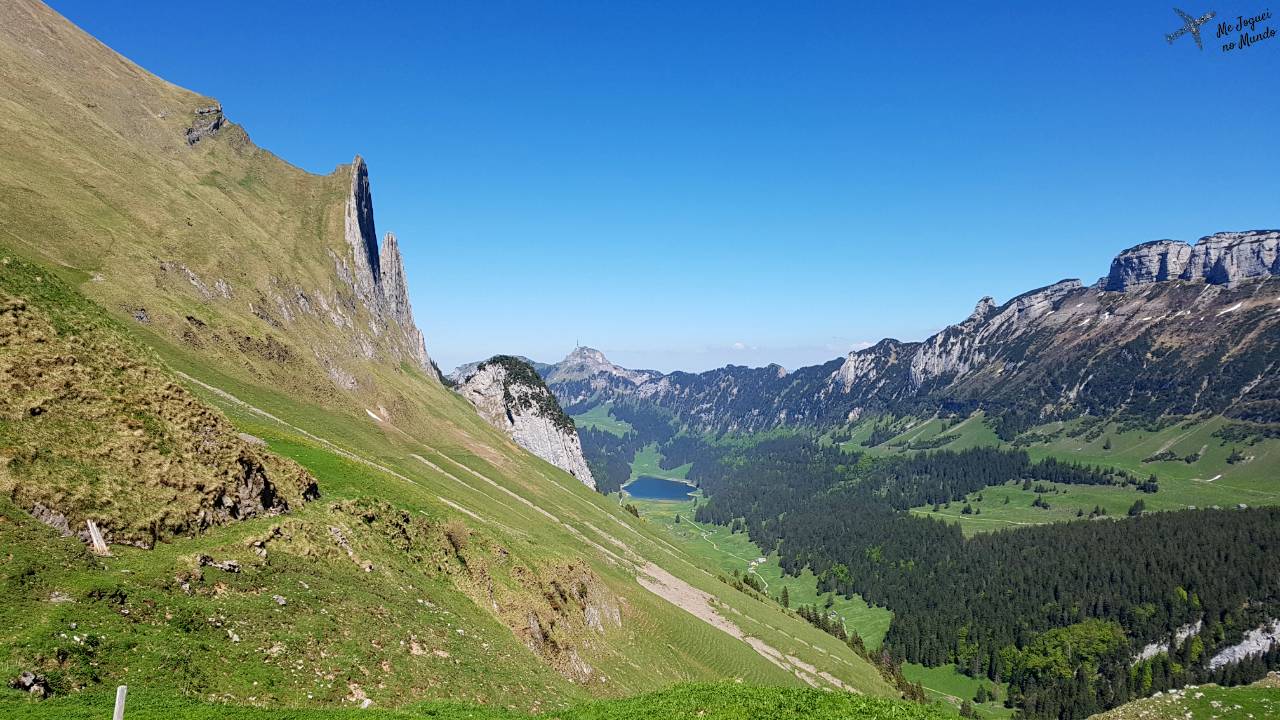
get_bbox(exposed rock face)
[379,232,412,327]
[1105,231,1280,291]
[454,357,596,488]
[335,157,437,377]
[185,104,224,145]
[1104,240,1193,290]
[343,157,384,314]
[908,278,1082,389]
[1209,619,1280,670]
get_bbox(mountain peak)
[545,346,659,387]
[564,345,609,364]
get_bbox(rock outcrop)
[335,157,437,377]
[1105,231,1280,291]
[1209,620,1280,670]
[185,104,224,145]
[454,357,596,488]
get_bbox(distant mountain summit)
[539,347,662,410]
[546,346,660,385]
[541,232,1280,436]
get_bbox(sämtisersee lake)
[623,475,696,501]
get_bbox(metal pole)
[112,685,127,720]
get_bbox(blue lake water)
[623,475,695,500]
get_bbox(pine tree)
[781,585,790,608]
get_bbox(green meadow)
[571,404,633,437]
[833,413,1280,535]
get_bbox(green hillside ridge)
[0,0,903,713]
[832,412,1280,535]
[0,682,955,720]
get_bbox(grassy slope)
[627,444,691,482]
[571,404,632,438]
[839,413,1280,536]
[899,664,1012,720]
[0,253,900,708]
[1091,675,1280,720]
[0,683,955,720]
[0,0,900,711]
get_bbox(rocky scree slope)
[454,356,596,488]
[543,231,1280,435]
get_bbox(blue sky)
[51,1,1280,373]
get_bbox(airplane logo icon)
[1166,7,1216,49]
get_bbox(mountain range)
[524,231,1279,437]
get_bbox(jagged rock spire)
[379,232,413,328]
[344,156,383,313]
[339,156,438,379]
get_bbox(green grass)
[628,444,691,481]
[0,683,956,720]
[834,412,1280,536]
[571,404,632,437]
[901,664,1011,719]
[0,6,939,713]
[1093,677,1280,719]
[0,274,903,713]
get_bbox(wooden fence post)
[112,685,127,720]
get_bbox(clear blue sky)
[50,1,1280,373]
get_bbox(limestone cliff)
[1105,231,1280,291]
[454,357,596,488]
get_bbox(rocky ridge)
[542,230,1280,434]
[1105,231,1280,291]
[454,356,596,488]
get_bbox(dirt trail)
[635,561,846,691]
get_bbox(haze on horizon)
[48,0,1280,373]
